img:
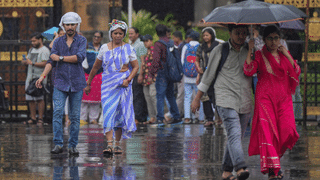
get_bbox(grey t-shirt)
[197,40,253,114]
[25,46,50,89]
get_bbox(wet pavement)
[0,122,319,180]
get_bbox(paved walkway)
[0,123,318,180]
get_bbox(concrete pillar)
[194,0,236,23]
[194,0,215,23]
[61,0,116,42]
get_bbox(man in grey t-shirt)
[22,33,50,125]
[191,25,254,180]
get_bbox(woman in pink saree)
[243,25,300,180]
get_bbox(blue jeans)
[155,70,180,121]
[216,106,251,172]
[52,87,83,148]
[184,83,204,120]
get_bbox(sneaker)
[51,145,63,154]
[68,147,79,156]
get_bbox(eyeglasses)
[266,36,280,41]
[93,36,101,39]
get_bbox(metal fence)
[0,40,319,125]
[0,40,53,123]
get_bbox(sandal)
[215,119,223,126]
[222,174,237,180]
[268,169,279,180]
[143,118,156,124]
[268,176,279,180]
[24,118,36,124]
[114,141,122,154]
[277,170,284,179]
[103,140,113,155]
[237,169,250,180]
[37,118,44,125]
[204,120,215,127]
[183,118,192,124]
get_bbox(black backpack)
[208,42,230,104]
[0,77,9,112]
[158,39,184,83]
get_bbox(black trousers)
[203,100,214,121]
[132,74,148,122]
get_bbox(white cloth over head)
[59,12,82,33]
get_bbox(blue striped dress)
[97,43,137,138]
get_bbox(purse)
[25,78,44,97]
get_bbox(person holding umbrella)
[192,24,254,180]
[244,25,300,180]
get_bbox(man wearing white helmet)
[36,12,87,156]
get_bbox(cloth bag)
[25,78,44,97]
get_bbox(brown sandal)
[24,118,36,124]
[183,118,192,124]
[37,118,44,125]
[144,118,156,124]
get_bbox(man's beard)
[33,43,40,48]
[67,30,75,37]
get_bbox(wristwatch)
[59,56,64,62]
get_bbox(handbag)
[26,78,44,97]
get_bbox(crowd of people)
[20,11,303,180]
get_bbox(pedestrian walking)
[48,28,71,126]
[172,31,185,117]
[192,24,254,180]
[181,30,204,124]
[22,33,50,125]
[85,19,139,155]
[139,34,157,124]
[244,25,300,180]
[80,31,103,125]
[148,24,181,125]
[195,27,222,127]
[36,12,87,155]
[128,27,148,124]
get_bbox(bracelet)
[41,74,46,79]
[126,79,131,83]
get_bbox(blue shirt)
[48,33,87,92]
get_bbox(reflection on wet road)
[0,123,319,179]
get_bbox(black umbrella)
[202,0,307,25]
[279,20,305,30]
[201,0,307,59]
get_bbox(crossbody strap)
[212,42,230,86]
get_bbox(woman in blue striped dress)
[85,19,139,154]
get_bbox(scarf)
[202,40,219,66]
[108,19,128,41]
